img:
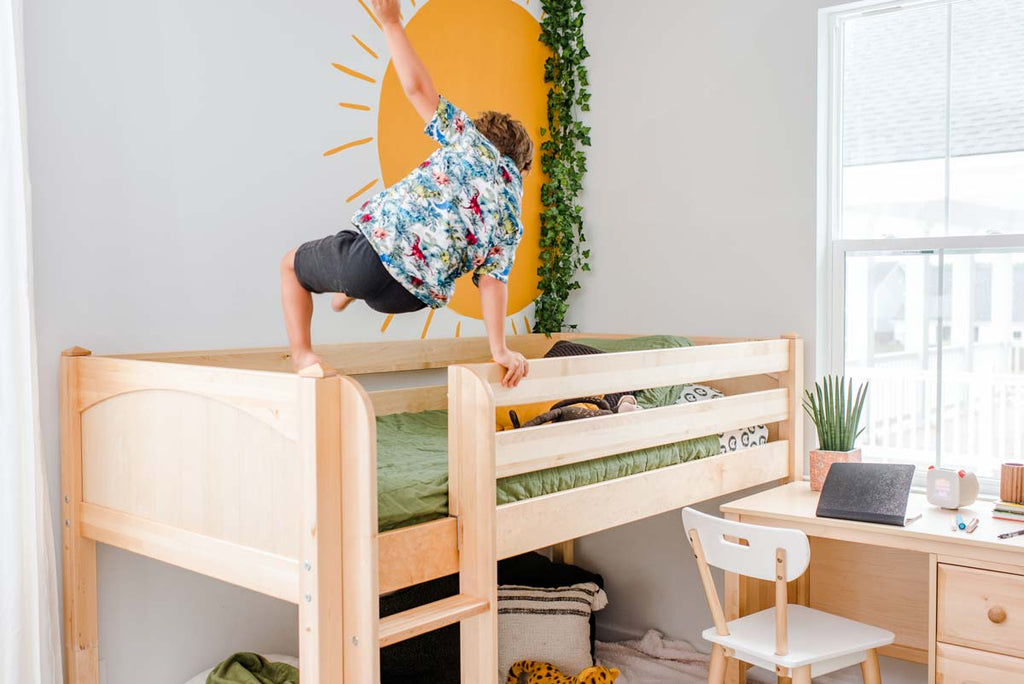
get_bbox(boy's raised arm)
[371,0,439,122]
[478,276,529,388]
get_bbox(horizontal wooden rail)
[74,357,302,440]
[79,503,299,603]
[470,339,791,406]
[495,389,788,478]
[379,594,489,647]
[497,441,790,558]
[378,518,459,594]
[369,385,448,416]
[109,334,568,375]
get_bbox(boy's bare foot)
[291,349,323,373]
[331,293,354,312]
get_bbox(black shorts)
[293,230,427,314]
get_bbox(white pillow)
[497,582,608,681]
[183,654,298,684]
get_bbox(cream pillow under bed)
[183,654,298,684]
[497,582,609,681]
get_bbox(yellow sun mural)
[325,0,549,338]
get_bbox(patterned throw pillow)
[497,583,609,681]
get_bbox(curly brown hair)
[475,111,534,173]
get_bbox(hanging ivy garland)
[534,0,591,334]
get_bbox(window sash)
[818,0,1024,495]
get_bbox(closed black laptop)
[816,462,921,526]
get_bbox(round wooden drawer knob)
[988,606,1007,624]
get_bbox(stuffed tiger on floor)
[506,660,620,684]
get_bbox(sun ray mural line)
[338,102,372,111]
[511,318,519,335]
[523,315,530,333]
[351,34,379,59]
[331,62,376,83]
[420,309,435,339]
[346,179,380,203]
[323,137,374,157]
[455,321,461,338]
[381,314,394,333]
[357,0,383,29]
[354,0,382,29]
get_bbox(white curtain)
[1,0,64,681]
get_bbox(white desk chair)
[682,507,894,684]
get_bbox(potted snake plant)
[804,375,869,490]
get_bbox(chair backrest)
[682,507,810,582]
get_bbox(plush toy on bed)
[507,395,639,429]
[496,340,643,431]
[506,660,620,684]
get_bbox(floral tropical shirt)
[351,96,525,308]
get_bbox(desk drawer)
[936,643,1024,683]
[937,564,1024,657]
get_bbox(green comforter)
[376,335,721,531]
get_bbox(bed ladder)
[373,365,498,680]
[375,365,503,682]
[378,593,491,647]
[300,368,499,684]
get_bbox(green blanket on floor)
[206,654,299,684]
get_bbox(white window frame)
[816,0,1024,493]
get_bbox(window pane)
[840,5,948,239]
[844,252,940,468]
[948,0,1024,237]
[940,251,1024,478]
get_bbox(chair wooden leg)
[792,666,811,684]
[708,644,727,684]
[861,648,882,684]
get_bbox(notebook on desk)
[816,463,922,527]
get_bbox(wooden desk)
[720,482,1024,684]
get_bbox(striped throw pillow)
[497,582,609,680]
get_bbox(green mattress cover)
[376,335,720,532]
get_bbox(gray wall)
[26,2,389,682]
[571,0,833,643]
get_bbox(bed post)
[61,347,99,684]
[779,333,805,483]
[298,371,346,684]
[448,366,498,683]
[551,540,575,564]
[338,376,380,682]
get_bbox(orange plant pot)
[809,448,862,491]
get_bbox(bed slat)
[378,518,459,594]
[497,441,789,558]
[369,385,448,416]
[474,339,791,405]
[494,388,788,478]
[79,503,299,603]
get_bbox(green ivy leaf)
[535,0,590,334]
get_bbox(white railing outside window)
[817,0,1024,493]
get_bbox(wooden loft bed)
[60,332,804,684]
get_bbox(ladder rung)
[379,594,489,648]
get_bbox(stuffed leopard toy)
[506,660,620,684]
